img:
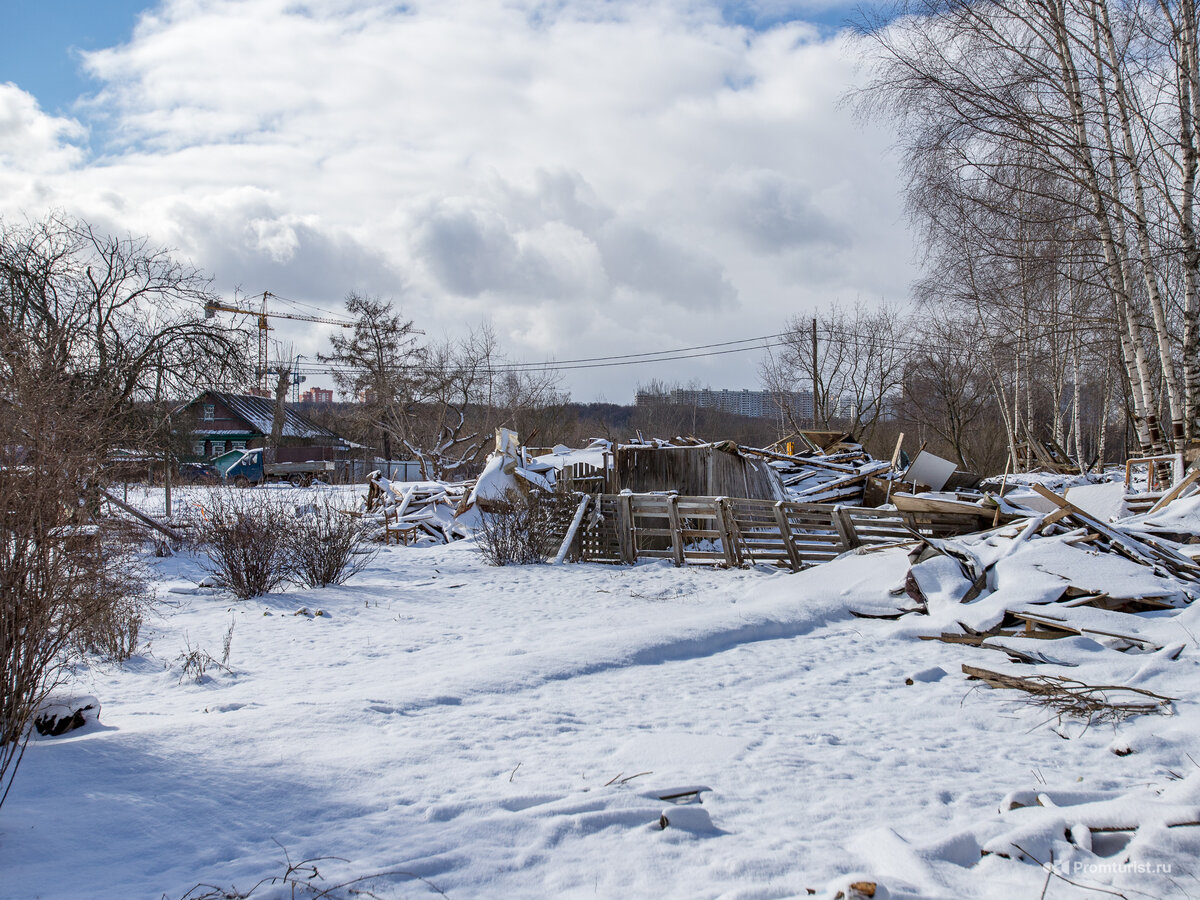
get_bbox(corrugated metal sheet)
[208,392,344,442]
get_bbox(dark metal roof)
[200,392,345,442]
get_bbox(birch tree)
[855,0,1200,456]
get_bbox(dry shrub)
[288,492,378,588]
[476,487,577,566]
[69,545,150,663]
[190,490,294,600]
[0,373,150,809]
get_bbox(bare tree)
[762,301,911,443]
[267,346,296,461]
[900,314,1001,470]
[0,306,152,811]
[0,214,250,452]
[853,0,1200,456]
[390,329,494,481]
[319,294,421,467]
[489,366,570,446]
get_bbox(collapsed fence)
[565,493,995,569]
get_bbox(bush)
[190,490,294,600]
[475,487,578,566]
[0,386,150,809]
[70,555,150,663]
[288,492,378,588]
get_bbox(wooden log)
[101,489,185,544]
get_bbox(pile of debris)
[892,480,1200,720]
[362,471,471,545]
[743,443,892,505]
[742,431,978,507]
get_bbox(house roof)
[194,391,346,442]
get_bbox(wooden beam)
[101,489,185,544]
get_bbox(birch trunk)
[1096,0,1185,443]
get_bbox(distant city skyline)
[637,386,816,421]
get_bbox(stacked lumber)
[363,471,471,544]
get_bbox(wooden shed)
[611,441,786,500]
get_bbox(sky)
[0,0,913,403]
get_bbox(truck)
[210,447,335,487]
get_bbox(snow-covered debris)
[363,471,470,543]
[743,441,893,505]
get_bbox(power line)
[290,335,790,377]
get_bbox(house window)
[192,441,206,457]
[231,440,246,451]
[203,404,215,421]
[210,441,225,456]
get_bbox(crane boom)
[204,291,353,390]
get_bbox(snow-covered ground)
[3,485,1199,898]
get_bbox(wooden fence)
[568,493,989,570]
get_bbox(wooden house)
[178,391,352,464]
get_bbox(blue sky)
[2,1,859,118]
[0,0,909,402]
[0,1,151,114]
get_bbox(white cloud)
[0,84,88,208]
[1,0,913,401]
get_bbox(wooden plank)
[792,471,868,499]
[101,489,185,544]
[1032,484,1198,576]
[667,495,685,567]
[1009,610,1162,649]
[616,494,635,564]
[1149,468,1200,513]
[892,492,991,518]
[712,497,740,567]
[552,494,590,565]
[832,507,860,550]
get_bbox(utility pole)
[811,316,819,430]
[164,413,173,519]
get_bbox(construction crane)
[204,291,353,391]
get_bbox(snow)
[4,485,1200,898]
[531,439,611,472]
[1065,481,1133,521]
